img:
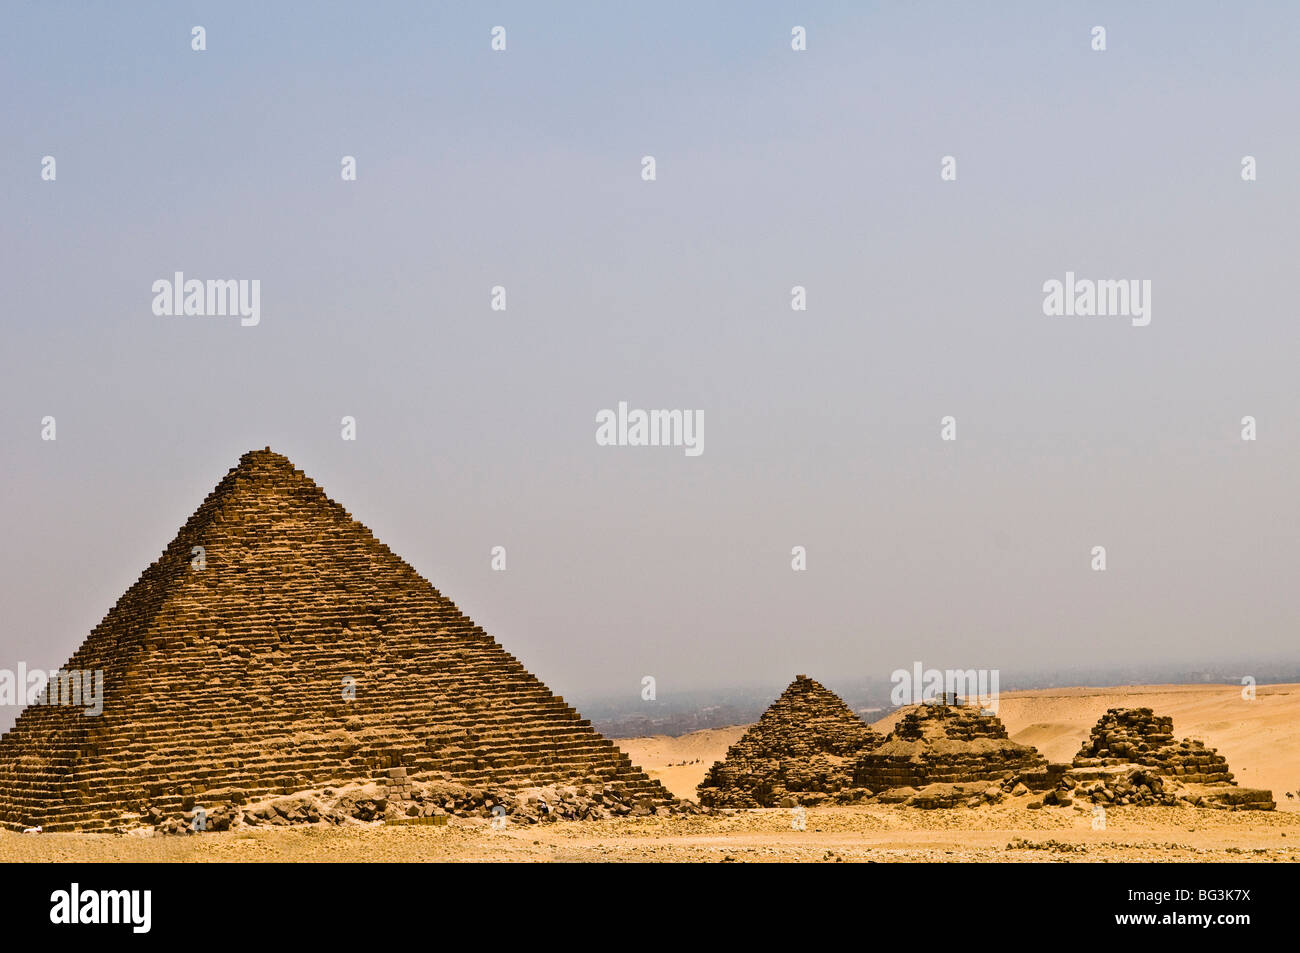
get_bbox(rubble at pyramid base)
[697,770,875,810]
[0,752,686,835]
[1061,707,1274,811]
[144,771,696,836]
[854,737,1053,789]
[1062,766,1274,811]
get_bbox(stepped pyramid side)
[1072,707,1229,780]
[1067,707,1273,809]
[0,449,671,831]
[853,701,1047,791]
[696,675,881,807]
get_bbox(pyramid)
[1072,707,1231,779]
[0,449,672,831]
[1067,707,1273,809]
[853,699,1048,792]
[696,675,881,807]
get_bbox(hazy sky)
[3,2,1299,729]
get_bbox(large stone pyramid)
[696,674,881,807]
[853,699,1048,792]
[0,449,671,831]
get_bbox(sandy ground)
[2,801,1295,862]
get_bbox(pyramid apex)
[236,446,295,467]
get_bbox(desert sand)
[1,801,1295,863]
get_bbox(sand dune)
[625,683,1300,809]
[617,727,746,800]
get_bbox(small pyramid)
[0,449,671,831]
[1068,707,1273,809]
[1073,707,1183,769]
[853,700,1046,791]
[696,675,881,807]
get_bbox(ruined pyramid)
[696,674,881,807]
[1067,707,1273,809]
[0,449,672,831]
[853,699,1048,794]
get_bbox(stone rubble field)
[2,800,1296,863]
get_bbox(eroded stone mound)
[1066,708,1273,810]
[853,700,1049,795]
[1072,707,1228,780]
[696,675,881,807]
[141,767,692,835]
[0,449,675,832]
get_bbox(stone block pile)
[696,675,881,807]
[852,700,1048,792]
[1065,707,1273,810]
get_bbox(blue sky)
[3,2,1299,726]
